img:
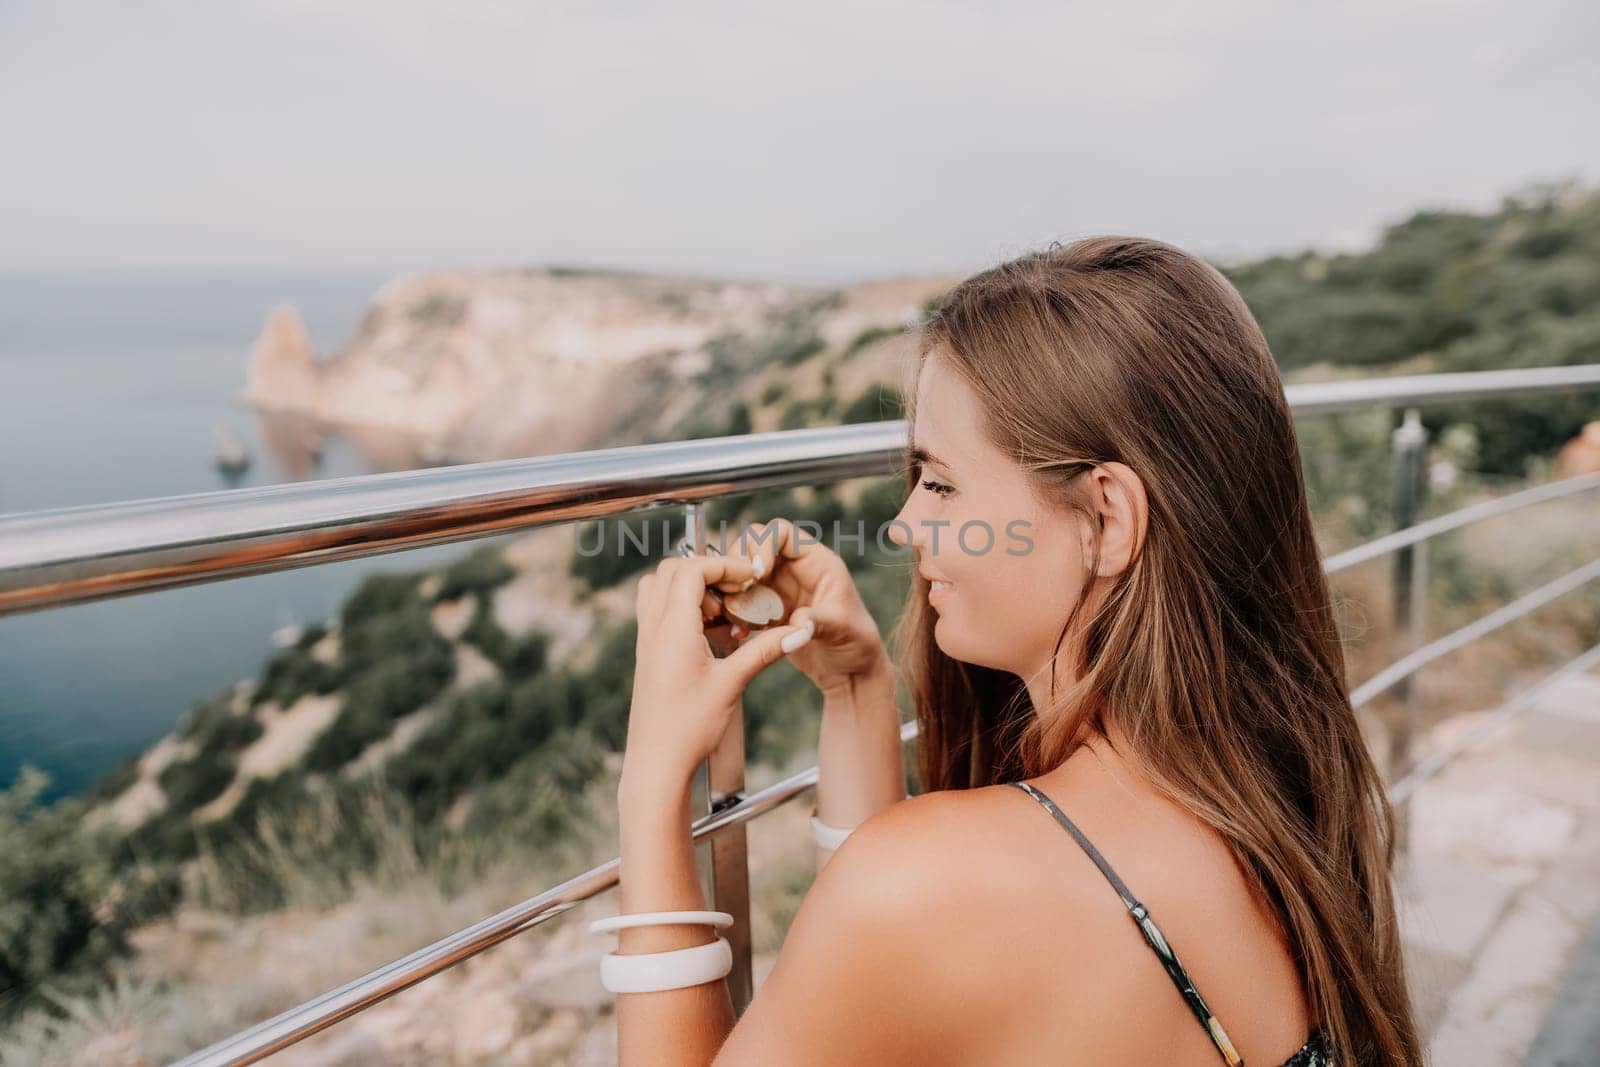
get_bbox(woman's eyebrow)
[907,443,947,470]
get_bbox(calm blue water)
[0,269,503,797]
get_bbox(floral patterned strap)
[1281,1026,1334,1066]
[1008,780,1246,1067]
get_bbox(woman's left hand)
[620,554,815,799]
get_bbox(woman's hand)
[734,517,892,697]
[620,554,814,798]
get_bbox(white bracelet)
[810,813,856,851]
[600,936,733,994]
[588,910,734,936]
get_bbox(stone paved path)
[1395,667,1600,1065]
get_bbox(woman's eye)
[908,461,955,498]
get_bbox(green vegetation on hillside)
[0,771,175,1018]
[1228,181,1600,474]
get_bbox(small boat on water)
[214,424,252,474]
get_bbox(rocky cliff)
[245,305,318,412]
[243,266,950,464]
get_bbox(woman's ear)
[1083,462,1148,578]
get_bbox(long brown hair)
[889,236,1422,1065]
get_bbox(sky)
[1,0,1596,284]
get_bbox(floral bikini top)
[1007,781,1334,1066]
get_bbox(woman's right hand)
[731,517,891,696]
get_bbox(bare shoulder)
[832,784,1119,926]
[821,786,1096,910]
[818,789,1118,1016]
[715,788,1072,1065]
[852,783,1107,877]
[789,788,1009,952]
[839,786,1006,882]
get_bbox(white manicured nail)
[750,554,765,578]
[780,622,814,654]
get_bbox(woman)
[610,236,1424,1065]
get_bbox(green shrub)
[569,510,675,590]
[340,571,426,631]
[775,335,826,367]
[499,630,553,680]
[157,755,235,813]
[435,543,518,602]
[387,681,512,818]
[121,806,206,864]
[854,474,908,550]
[575,621,638,751]
[85,758,140,804]
[460,596,508,663]
[806,489,848,544]
[779,398,828,430]
[464,727,608,847]
[253,645,340,709]
[714,488,798,537]
[1292,408,1393,537]
[461,598,550,679]
[385,672,589,820]
[338,596,446,679]
[0,770,132,1018]
[303,644,455,773]
[724,401,753,436]
[841,324,901,359]
[743,659,818,766]
[684,401,755,441]
[218,772,305,838]
[840,382,904,425]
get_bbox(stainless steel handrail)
[6,364,1600,617]
[1323,471,1600,575]
[1,363,1594,1066]
[0,422,906,617]
[1348,558,1600,708]
[1281,363,1600,415]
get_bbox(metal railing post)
[682,502,755,1013]
[1388,407,1428,883]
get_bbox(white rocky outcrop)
[242,268,843,462]
[245,305,318,412]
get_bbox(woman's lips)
[928,579,952,609]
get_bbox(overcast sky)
[2,0,1595,283]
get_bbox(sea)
[0,268,508,798]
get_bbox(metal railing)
[2,364,1597,1067]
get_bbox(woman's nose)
[886,495,919,552]
[886,506,905,547]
